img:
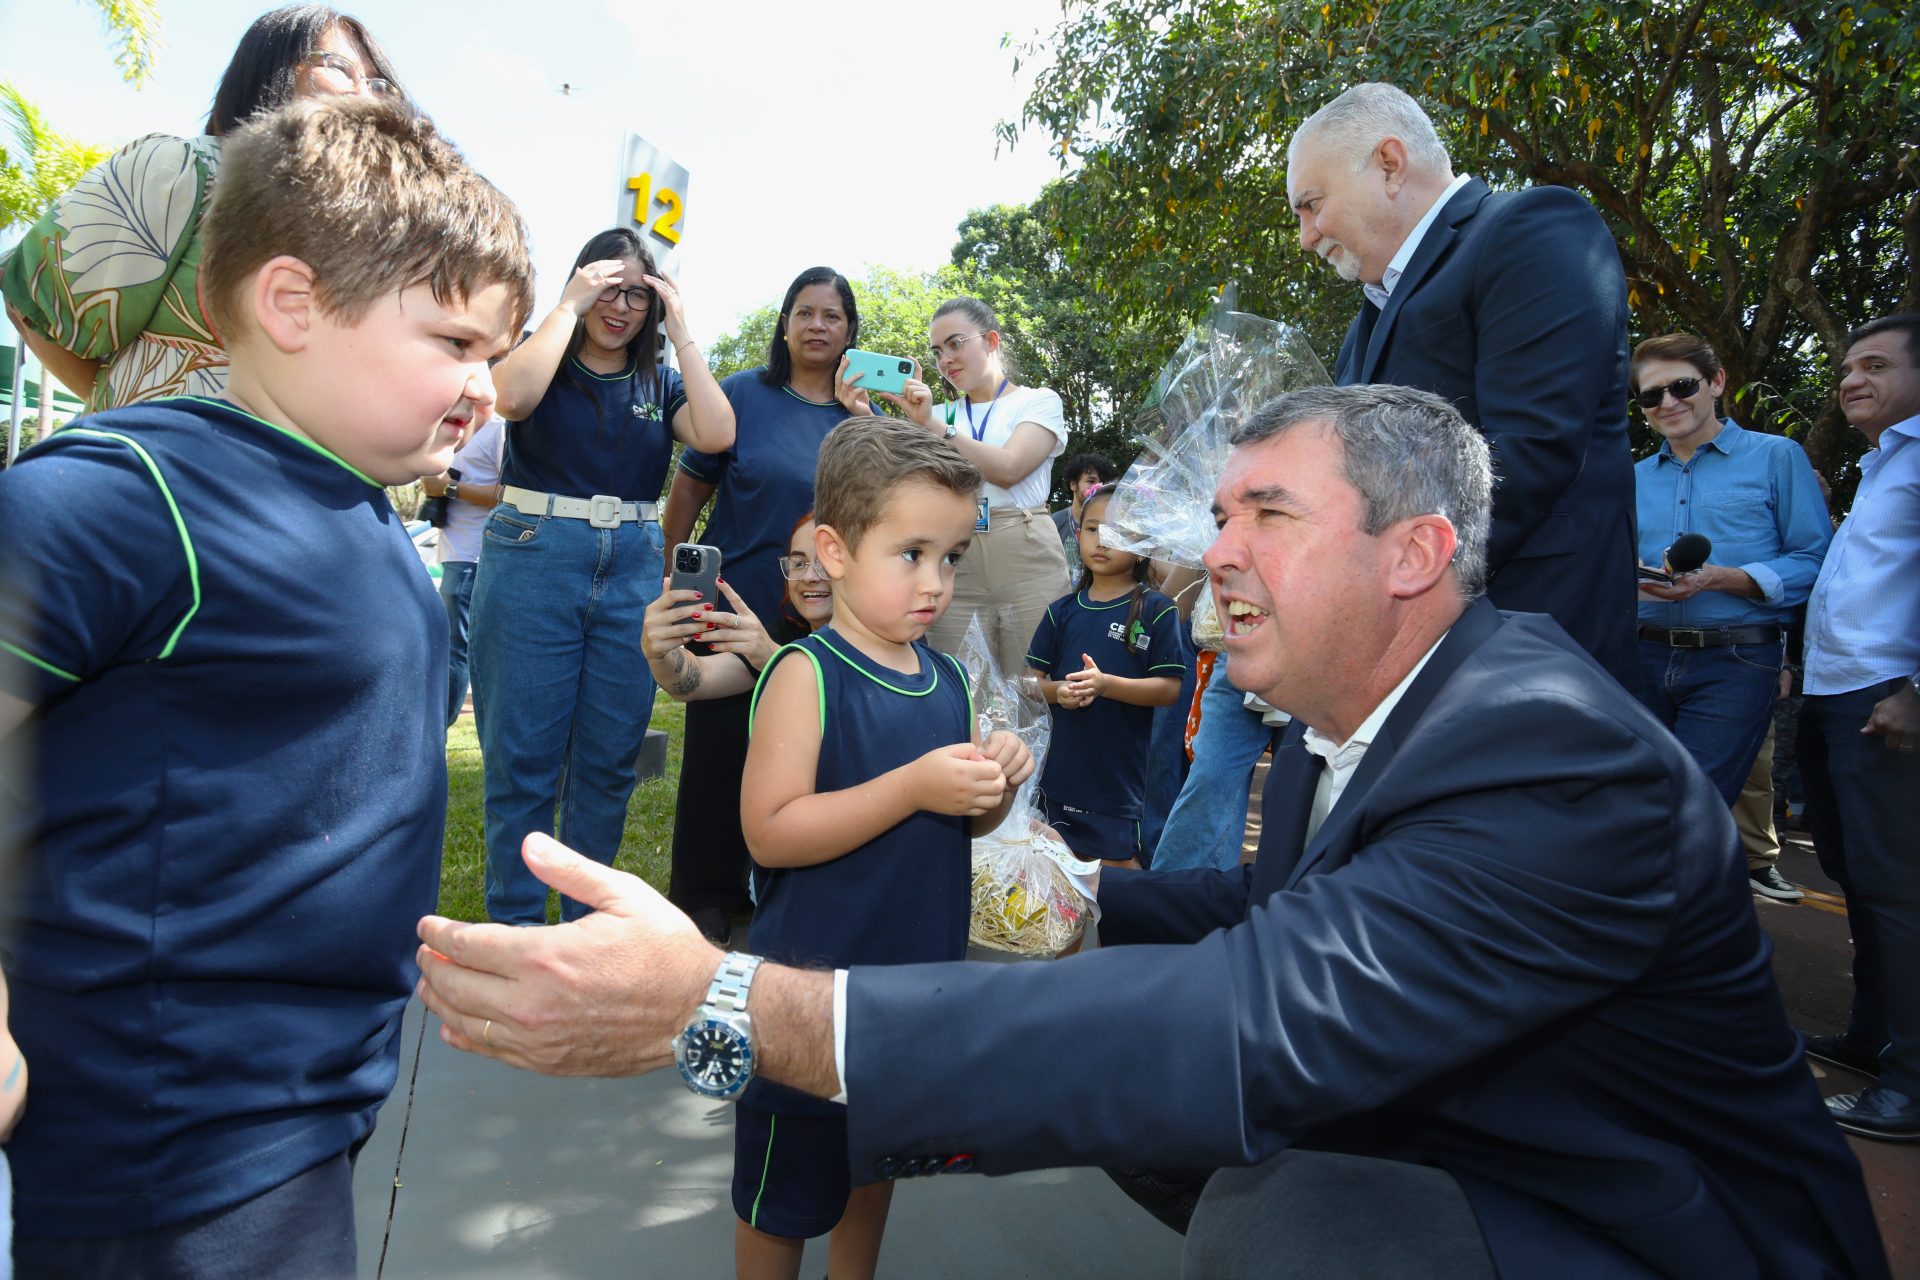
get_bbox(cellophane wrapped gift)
[958,613,1099,957]
[1100,288,1331,590]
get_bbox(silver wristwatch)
[672,951,762,1100]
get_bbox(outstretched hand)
[415,834,720,1077]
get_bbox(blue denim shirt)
[1635,420,1832,628]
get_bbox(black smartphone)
[1635,564,1674,585]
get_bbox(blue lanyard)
[962,379,1010,443]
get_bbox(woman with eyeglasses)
[660,266,870,942]
[642,512,831,702]
[875,296,1071,675]
[2,5,405,414]
[468,227,733,925]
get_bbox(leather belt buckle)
[1670,628,1707,648]
[588,494,622,528]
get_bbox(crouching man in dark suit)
[416,385,1887,1279]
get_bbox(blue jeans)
[1141,624,1198,860]
[1635,637,1783,807]
[1798,679,1920,1095]
[469,510,664,924]
[438,559,477,728]
[1150,655,1275,872]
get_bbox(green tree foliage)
[0,84,112,230]
[84,0,165,87]
[1010,0,1919,498]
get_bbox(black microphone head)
[1664,532,1712,574]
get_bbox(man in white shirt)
[1795,313,1920,1141]
[1289,83,1639,688]
[413,385,1885,1279]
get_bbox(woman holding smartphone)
[880,296,1071,675]
[661,267,868,943]
[469,227,733,925]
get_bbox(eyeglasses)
[597,285,651,311]
[927,333,983,364]
[776,553,825,581]
[303,51,401,100]
[1634,377,1705,410]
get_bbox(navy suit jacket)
[1334,179,1639,687]
[843,600,1886,1278]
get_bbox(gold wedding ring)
[482,1019,493,1047]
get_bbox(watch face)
[677,1018,753,1096]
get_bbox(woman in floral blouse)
[1,5,405,414]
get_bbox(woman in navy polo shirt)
[469,228,733,924]
[661,266,871,942]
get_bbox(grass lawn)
[440,698,687,922]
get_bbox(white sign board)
[615,131,689,280]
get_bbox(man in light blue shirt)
[1795,313,1920,1143]
[1632,334,1830,902]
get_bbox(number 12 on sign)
[627,174,684,246]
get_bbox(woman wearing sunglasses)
[2,5,406,414]
[873,296,1072,676]
[1630,333,1831,901]
[468,227,733,925]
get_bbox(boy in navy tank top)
[736,417,1034,1280]
[0,99,531,1275]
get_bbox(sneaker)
[1826,1084,1920,1142]
[1749,866,1804,901]
[1802,1032,1884,1078]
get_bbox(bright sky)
[0,0,1074,348]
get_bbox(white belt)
[502,485,658,528]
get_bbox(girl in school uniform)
[1026,485,1187,868]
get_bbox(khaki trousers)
[926,505,1072,677]
[1733,721,1779,870]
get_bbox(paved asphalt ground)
[354,795,1915,1277]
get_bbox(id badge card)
[975,497,991,533]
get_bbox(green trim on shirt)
[170,396,380,488]
[61,427,203,659]
[0,638,79,683]
[749,643,827,738]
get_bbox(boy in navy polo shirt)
[1029,484,1186,867]
[0,99,530,1276]
[736,417,1034,1280]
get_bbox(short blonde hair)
[814,416,981,550]
[202,96,533,342]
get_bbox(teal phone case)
[842,348,918,395]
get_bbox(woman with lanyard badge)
[882,296,1070,675]
[661,267,870,943]
[469,228,733,925]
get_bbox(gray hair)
[1230,385,1492,599]
[1289,82,1451,175]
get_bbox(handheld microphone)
[1663,532,1712,575]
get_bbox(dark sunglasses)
[1634,377,1704,409]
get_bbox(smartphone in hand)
[842,349,919,396]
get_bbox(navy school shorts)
[732,1102,852,1239]
[1042,795,1143,864]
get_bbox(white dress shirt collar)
[1300,633,1447,842]
[1362,173,1472,311]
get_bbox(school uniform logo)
[1107,620,1151,651]
[632,399,661,419]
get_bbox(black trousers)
[667,691,756,915]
